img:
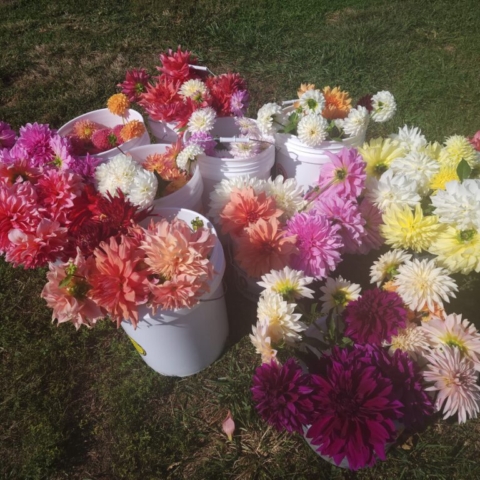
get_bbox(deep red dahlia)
[157,46,201,83]
[206,73,248,116]
[118,68,151,103]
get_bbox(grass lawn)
[1,0,480,478]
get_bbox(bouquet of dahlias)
[256,84,397,148]
[250,251,480,470]
[362,125,480,277]
[0,121,153,268]
[118,46,250,133]
[208,147,383,281]
[41,213,216,329]
[64,93,147,156]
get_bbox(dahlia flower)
[206,73,248,116]
[257,291,306,345]
[107,93,130,117]
[230,90,249,116]
[0,121,16,149]
[185,131,217,156]
[118,68,151,103]
[381,204,442,252]
[319,276,361,314]
[318,147,366,199]
[389,125,427,152]
[343,288,407,345]
[356,199,384,254]
[430,164,459,191]
[127,169,158,208]
[157,46,200,83]
[252,359,315,434]
[429,226,480,274]
[469,131,480,151]
[72,119,100,142]
[187,107,216,134]
[262,175,306,220]
[41,249,104,329]
[440,135,478,168]
[10,123,55,167]
[298,89,325,115]
[234,218,298,278]
[296,114,328,147]
[357,137,405,178]
[341,105,369,138]
[179,79,209,101]
[229,140,262,159]
[121,120,146,141]
[250,320,277,364]
[321,86,351,120]
[257,266,314,299]
[393,258,458,312]
[421,314,480,370]
[236,117,262,140]
[388,323,430,361]
[95,153,139,197]
[370,91,396,122]
[370,249,412,286]
[257,103,283,136]
[307,346,402,470]
[285,212,343,279]
[423,346,480,423]
[176,145,204,171]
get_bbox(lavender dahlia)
[251,358,315,434]
[343,288,407,345]
[307,346,403,470]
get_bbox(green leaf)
[457,159,472,182]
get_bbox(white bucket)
[121,207,228,377]
[128,144,204,213]
[147,117,179,144]
[58,108,150,160]
[274,106,365,192]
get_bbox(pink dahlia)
[318,147,366,199]
[89,235,149,328]
[91,128,117,151]
[251,358,315,434]
[356,199,384,254]
[118,68,151,103]
[10,123,55,167]
[220,187,282,237]
[343,288,407,345]
[307,346,403,470]
[41,249,104,329]
[49,135,75,170]
[69,153,102,184]
[157,46,201,83]
[314,195,366,254]
[369,345,434,430]
[0,157,40,186]
[148,274,204,311]
[234,218,298,278]
[0,121,16,149]
[469,131,480,151]
[230,90,249,117]
[185,132,216,156]
[285,212,343,279]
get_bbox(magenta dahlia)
[307,346,403,470]
[343,288,407,345]
[118,68,151,103]
[0,121,16,149]
[369,346,434,431]
[10,123,55,167]
[251,358,315,434]
[286,212,343,279]
[69,154,102,184]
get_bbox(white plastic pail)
[147,118,179,144]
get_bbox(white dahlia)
[229,140,262,159]
[393,258,458,311]
[297,114,328,147]
[257,292,306,345]
[342,105,370,138]
[319,276,361,314]
[179,79,208,100]
[387,323,430,361]
[176,145,204,171]
[263,175,306,219]
[187,107,216,133]
[369,249,412,286]
[258,266,314,300]
[95,153,139,197]
[127,169,158,208]
[389,125,427,152]
[298,89,325,115]
[250,319,277,364]
[257,102,283,136]
[370,90,396,123]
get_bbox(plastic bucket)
[58,108,150,160]
[121,207,228,377]
[274,106,365,192]
[128,144,204,213]
[147,117,179,144]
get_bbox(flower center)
[306,98,318,110]
[134,82,145,94]
[335,168,347,181]
[442,334,468,355]
[333,391,358,417]
[332,291,347,306]
[374,162,387,175]
[458,229,476,243]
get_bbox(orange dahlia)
[107,93,130,117]
[164,175,189,195]
[322,86,352,120]
[121,120,145,141]
[72,120,101,141]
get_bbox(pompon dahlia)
[121,120,146,141]
[423,346,480,423]
[72,120,101,141]
[307,346,402,471]
[219,187,282,237]
[89,234,149,327]
[107,93,130,117]
[343,288,407,345]
[370,346,434,431]
[322,86,352,120]
[0,121,16,149]
[234,217,298,278]
[285,212,343,279]
[118,68,151,103]
[297,114,328,147]
[157,46,200,83]
[91,128,117,151]
[318,147,366,199]
[251,358,315,434]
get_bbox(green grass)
[1,0,480,478]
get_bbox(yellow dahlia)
[107,93,130,117]
[438,135,478,168]
[421,141,442,160]
[429,226,480,274]
[322,86,352,120]
[357,138,406,178]
[429,164,459,191]
[381,204,443,252]
[121,120,145,141]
